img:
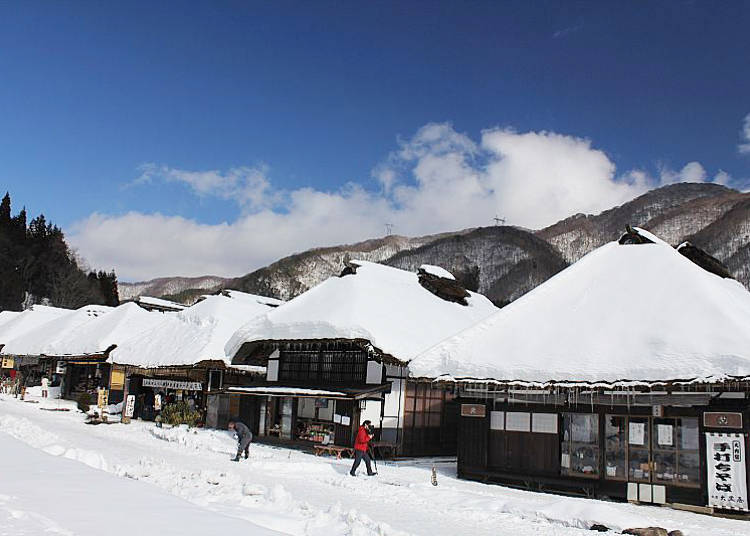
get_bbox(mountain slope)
[536,183,739,263]
[118,275,229,302]
[122,182,750,305]
[385,226,568,306]
[228,232,465,301]
[685,197,750,288]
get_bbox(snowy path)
[0,433,282,536]
[1,395,748,536]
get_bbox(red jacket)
[353,425,372,452]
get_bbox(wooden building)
[0,304,115,395]
[223,261,497,456]
[110,292,280,422]
[412,228,750,513]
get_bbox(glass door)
[627,417,651,483]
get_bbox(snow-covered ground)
[1,394,747,536]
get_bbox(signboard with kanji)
[97,388,109,409]
[1,357,14,369]
[124,394,136,418]
[706,432,748,511]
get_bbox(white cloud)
[136,163,278,210]
[658,161,733,188]
[69,123,733,281]
[739,113,750,154]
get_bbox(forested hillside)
[0,193,119,311]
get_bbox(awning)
[226,383,390,400]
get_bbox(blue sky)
[0,1,748,280]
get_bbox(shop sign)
[124,395,136,418]
[706,432,748,511]
[97,389,109,408]
[704,412,743,429]
[461,404,486,418]
[154,394,162,411]
[142,378,202,391]
[55,361,66,374]
[1,357,14,369]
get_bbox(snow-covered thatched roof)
[410,228,750,385]
[1,304,113,356]
[110,292,279,368]
[0,305,73,349]
[0,310,22,330]
[226,261,498,363]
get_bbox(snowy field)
[1,394,748,536]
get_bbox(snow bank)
[411,229,750,383]
[226,261,497,362]
[2,398,747,536]
[0,432,281,535]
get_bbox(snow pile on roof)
[0,305,72,348]
[1,305,113,355]
[136,296,186,310]
[226,261,497,362]
[110,293,277,367]
[213,290,284,308]
[411,228,750,384]
[420,264,455,280]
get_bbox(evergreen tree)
[0,193,119,310]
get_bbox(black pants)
[350,450,374,475]
[236,436,252,459]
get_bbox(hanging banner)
[706,432,748,511]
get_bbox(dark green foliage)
[0,192,119,311]
[160,401,201,427]
[76,392,93,413]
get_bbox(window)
[561,413,599,478]
[628,417,650,481]
[605,415,627,480]
[606,415,700,488]
[278,341,367,384]
[654,417,699,487]
[532,413,558,434]
[505,412,530,432]
[404,382,450,430]
[677,418,700,486]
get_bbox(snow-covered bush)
[160,401,200,427]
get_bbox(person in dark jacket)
[228,420,253,461]
[350,420,376,476]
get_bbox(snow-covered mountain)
[123,183,750,306]
[385,226,567,306]
[118,275,229,302]
[537,183,750,289]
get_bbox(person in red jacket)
[350,420,377,476]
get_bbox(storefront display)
[296,421,335,444]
